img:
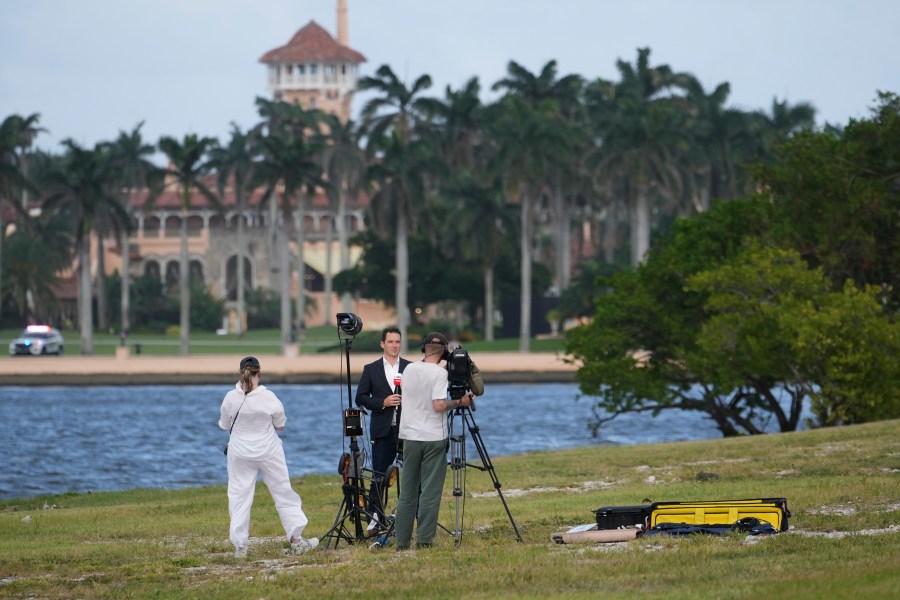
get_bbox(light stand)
[322,315,380,549]
[448,405,523,545]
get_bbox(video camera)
[446,345,473,401]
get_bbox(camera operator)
[354,326,410,524]
[394,332,472,550]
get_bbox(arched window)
[189,260,204,285]
[165,261,179,289]
[144,260,161,281]
[187,215,204,237]
[144,216,161,236]
[225,255,253,301]
[208,213,225,230]
[164,215,180,238]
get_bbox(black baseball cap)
[240,356,260,371]
[421,332,448,347]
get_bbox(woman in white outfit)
[219,356,318,558]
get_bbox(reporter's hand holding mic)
[386,373,402,408]
[388,373,402,430]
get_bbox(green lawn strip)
[1,326,567,357]
[1,420,897,598]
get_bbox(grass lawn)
[1,419,898,598]
[0,326,567,357]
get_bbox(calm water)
[0,383,806,500]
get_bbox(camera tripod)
[321,335,386,549]
[448,405,523,544]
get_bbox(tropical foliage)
[566,93,900,434]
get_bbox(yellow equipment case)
[649,498,790,531]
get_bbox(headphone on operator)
[420,332,450,361]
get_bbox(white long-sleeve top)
[218,383,287,460]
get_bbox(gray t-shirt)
[398,361,449,442]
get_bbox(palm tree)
[43,140,127,354]
[91,142,139,332]
[676,77,768,213]
[585,48,689,266]
[0,115,39,209]
[754,97,817,159]
[359,65,438,144]
[291,111,328,340]
[155,134,219,355]
[489,59,583,351]
[364,131,444,331]
[426,77,485,173]
[492,60,583,113]
[322,115,367,315]
[90,144,118,332]
[424,77,491,333]
[108,122,160,335]
[9,113,43,211]
[493,61,586,294]
[484,93,571,351]
[358,64,436,350]
[452,175,518,340]
[4,211,73,325]
[255,102,325,351]
[209,124,261,337]
[0,113,42,323]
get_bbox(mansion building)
[88,1,395,332]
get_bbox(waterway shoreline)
[3,352,578,386]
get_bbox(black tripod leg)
[322,489,354,549]
[322,464,380,548]
[464,411,524,543]
[442,408,464,542]
[449,424,466,543]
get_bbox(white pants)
[226,446,308,549]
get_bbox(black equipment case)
[593,504,651,529]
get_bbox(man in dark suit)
[355,326,410,522]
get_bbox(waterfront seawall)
[3,352,578,386]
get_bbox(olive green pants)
[394,439,448,548]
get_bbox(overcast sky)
[2,0,897,155]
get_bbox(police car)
[8,325,65,356]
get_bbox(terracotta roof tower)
[259,2,366,122]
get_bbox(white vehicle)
[8,325,65,356]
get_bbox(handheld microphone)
[391,373,402,427]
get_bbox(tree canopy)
[567,93,900,435]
